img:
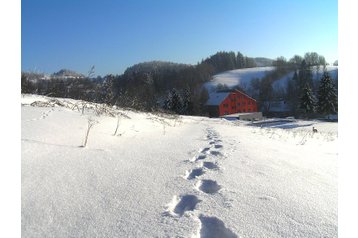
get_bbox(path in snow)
[165,127,238,237]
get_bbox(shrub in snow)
[81,117,98,147]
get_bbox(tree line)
[21,51,338,118]
[256,52,337,117]
[21,51,255,115]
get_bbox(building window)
[248,109,251,112]
[231,106,236,110]
[237,103,240,106]
[223,104,228,108]
[248,101,251,105]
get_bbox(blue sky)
[22,0,338,76]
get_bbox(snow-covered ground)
[21,95,337,238]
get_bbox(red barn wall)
[218,91,258,116]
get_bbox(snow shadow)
[209,139,222,144]
[195,154,207,161]
[198,215,238,238]
[251,120,314,129]
[201,147,211,153]
[22,138,81,149]
[271,123,314,129]
[210,151,222,157]
[186,168,205,180]
[173,195,200,216]
[202,162,219,170]
[198,180,221,194]
[214,144,223,149]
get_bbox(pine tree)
[298,60,313,93]
[181,88,192,115]
[286,70,300,112]
[236,52,245,68]
[102,75,115,104]
[300,84,316,113]
[317,72,338,115]
[164,88,183,114]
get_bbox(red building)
[206,89,258,117]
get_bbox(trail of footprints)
[165,128,237,238]
[25,108,55,122]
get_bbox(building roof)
[206,89,257,106]
[206,92,230,106]
[268,100,290,112]
[232,89,257,102]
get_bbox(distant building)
[206,89,258,117]
[262,99,291,117]
[221,112,263,121]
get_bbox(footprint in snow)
[200,147,210,153]
[210,151,223,157]
[193,154,206,162]
[202,162,219,170]
[167,195,201,217]
[197,179,221,194]
[196,215,238,238]
[186,168,205,180]
[214,144,223,149]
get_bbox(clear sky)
[21,0,338,76]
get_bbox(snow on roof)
[232,89,257,102]
[206,92,230,106]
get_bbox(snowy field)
[21,95,337,238]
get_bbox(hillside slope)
[205,66,338,94]
[22,95,337,238]
[204,67,276,92]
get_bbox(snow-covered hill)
[272,66,338,93]
[205,67,276,92]
[22,95,337,237]
[205,66,338,94]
